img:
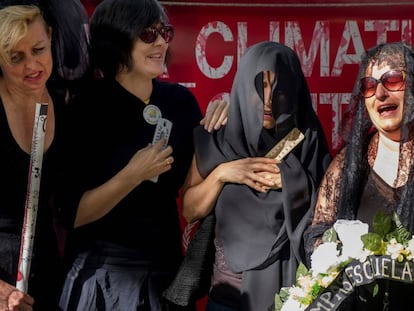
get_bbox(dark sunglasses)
[360,70,406,98]
[139,25,174,44]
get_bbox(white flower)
[319,273,337,288]
[275,213,414,311]
[334,219,369,261]
[358,248,374,263]
[289,285,308,299]
[296,275,315,293]
[386,238,405,260]
[406,236,414,260]
[280,296,306,311]
[310,242,340,277]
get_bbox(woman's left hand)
[256,171,282,190]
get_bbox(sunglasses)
[360,70,406,98]
[139,25,174,44]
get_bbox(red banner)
[158,1,414,154]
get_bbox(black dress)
[164,41,331,311]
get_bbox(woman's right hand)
[216,157,279,192]
[126,139,174,184]
[0,280,34,311]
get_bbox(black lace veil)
[338,42,414,233]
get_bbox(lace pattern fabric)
[211,238,242,290]
[311,148,345,225]
[312,132,412,227]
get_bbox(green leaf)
[372,210,392,238]
[274,294,283,311]
[310,283,322,299]
[391,213,411,243]
[322,227,338,243]
[373,284,379,297]
[337,258,352,270]
[361,232,383,253]
[296,262,309,279]
[361,283,379,298]
[279,287,290,301]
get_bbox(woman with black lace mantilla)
[304,42,414,311]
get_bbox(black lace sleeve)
[303,149,345,264]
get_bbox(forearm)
[74,167,143,227]
[182,156,279,223]
[182,166,225,223]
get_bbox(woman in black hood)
[165,41,331,311]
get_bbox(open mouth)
[377,104,398,114]
[26,71,42,79]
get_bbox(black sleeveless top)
[0,90,65,310]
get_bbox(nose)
[24,55,38,70]
[374,81,389,99]
[264,100,272,109]
[154,32,167,44]
[264,94,272,107]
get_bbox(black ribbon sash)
[306,255,414,310]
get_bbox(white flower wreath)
[274,211,414,311]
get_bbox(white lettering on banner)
[269,21,280,43]
[319,93,350,150]
[237,22,247,65]
[308,255,414,309]
[196,19,412,79]
[365,20,402,44]
[192,19,412,151]
[331,20,364,77]
[402,19,413,43]
[285,21,330,77]
[195,21,233,79]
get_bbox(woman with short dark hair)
[58,0,210,310]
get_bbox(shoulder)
[328,147,345,171]
[318,147,346,187]
[154,80,197,101]
[67,78,111,109]
[153,80,202,120]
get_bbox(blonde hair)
[0,5,47,65]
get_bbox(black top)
[0,90,65,310]
[59,78,202,270]
[344,170,412,311]
[357,169,402,228]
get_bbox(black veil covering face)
[0,0,89,80]
[223,41,306,157]
[334,42,414,233]
[194,41,331,310]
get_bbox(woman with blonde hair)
[0,1,88,310]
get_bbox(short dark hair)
[90,0,168,78]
